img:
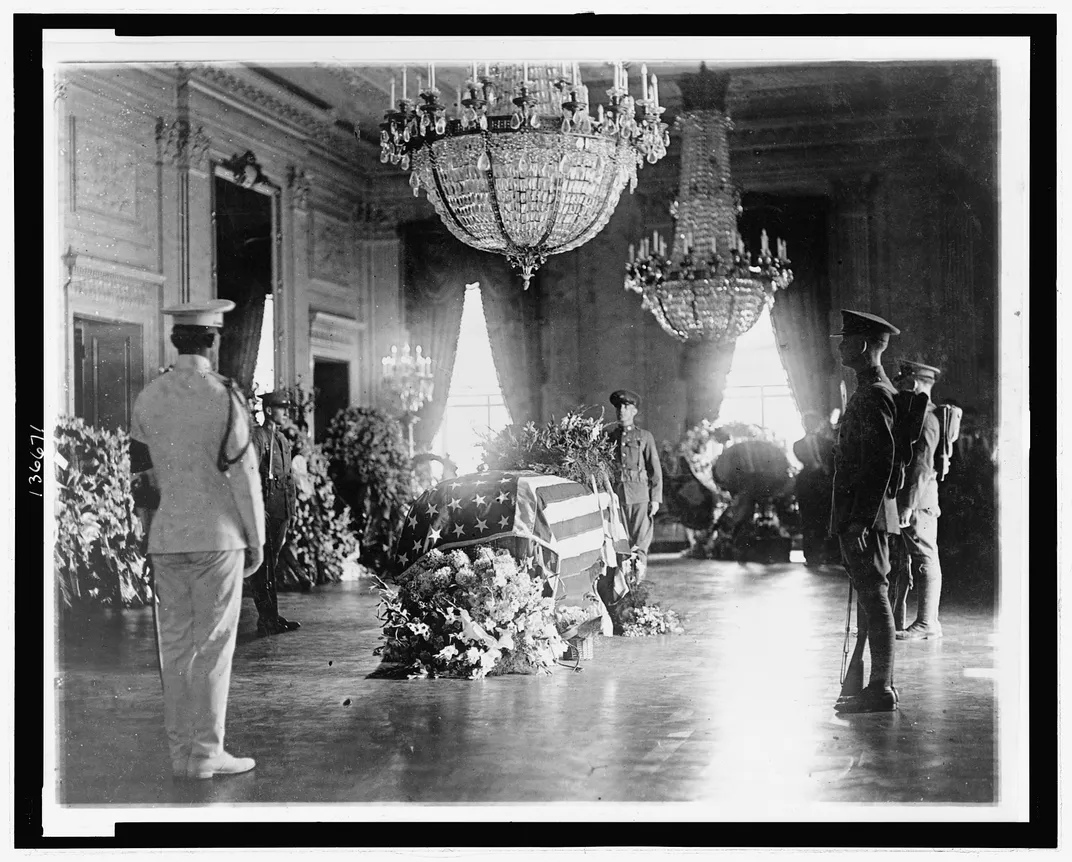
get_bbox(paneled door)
[73,317,144,433]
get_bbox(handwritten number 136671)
[29,425,44,497]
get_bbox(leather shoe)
[837,684,898,706]
[187,751,256,779]
[277,616,301,631]
[897,623,942,640]
[834,686,897,714]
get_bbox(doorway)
[213,173,275,392]
[313,358,350,443]
[73,317,144,433]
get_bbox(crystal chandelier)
[624,65,793,342]
[379,61,669,288]
[381,343,435,415]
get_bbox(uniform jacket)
[130,354,265,554]
[830,365,901,536]
[251,421,298,521]
[607,422,663,505]
[897,401,941,516]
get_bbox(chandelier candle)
[377,60,669,288]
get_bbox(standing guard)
[606,389,663,583]
[829,310,903,714]
[890,360,947,640]
[249,389,301,637]
[130,299,264,779]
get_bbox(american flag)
[394,470,630,602]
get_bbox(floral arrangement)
[283,427,362,587]
[321,406,417,573]
[480,409,619,493]
[53,417,149,610]
[605,567,684,638]
[374,545,567,679]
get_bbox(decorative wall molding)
[189,65,364,165]
[310,310,365,356]
[287,165,313,211]
[74,127,139,223]
[68,261,162,312]
[54,77,68,102]
[309,209,352,285]
[156,116,212,169]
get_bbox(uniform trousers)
[151,550,244,765]
[250,516,289,622]
[890,511,943,631]
[839,529,896,691]
[620,501,654,579]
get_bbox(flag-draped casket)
[393,470,630,605]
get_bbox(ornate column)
[284,164,313,392]
[156,69,211,306]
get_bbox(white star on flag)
[473,494,487,507]
[425,502,438,517]
[451,523,466,538]
[447,497,462,512]
[398,549,410,566]
[450,482,462,490]
[496,491,510,504]
[499,476,511,484]
[429,527,442,542]
[498,515,510,529]
[474,518,488,533]
[408,513,418,528]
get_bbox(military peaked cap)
[163,299,235,328]
[832,309,901,337]
[896,359,941,381]
[609,389,641,409]
[261,389,293,408]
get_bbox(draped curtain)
[217,254,269,392]
[770,274,834,424]
[402,221,467,451]
[403,219,545,450]
[480,274,543,427]
[683,339,737,429]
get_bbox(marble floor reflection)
[54,554,997,809]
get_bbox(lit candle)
[622,63,628,95]
[652,230,657,249]
[761,229,769,254]
[641,64,648,101]
[651,74,659,107]
[628,243,635,262]
[418,74,423,93]
[402,67,407,101]
[472,61,478,82]
[429,63,435,89]
[573,62,580,88]
[711,235,717,254]
[523,61,528,83]
[783,240,789,260]
[390,77,395,107]
[484,62,490,77]
[597,104,604,124]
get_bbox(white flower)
[435,644,459,660]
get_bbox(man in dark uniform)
[793,411,837,566]
[890,359,945,640]
[830,310,902,714]
[249,390,301,637]
[606,389,663,582]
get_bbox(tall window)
[431,283,510,474]
[719,304,805,464]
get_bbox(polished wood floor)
[54,554,997,810]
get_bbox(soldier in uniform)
[606,389,663,582]
[890,359,945,640]
[829,310,902,714]
[249,389,301,637]
[129,300,264,779]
